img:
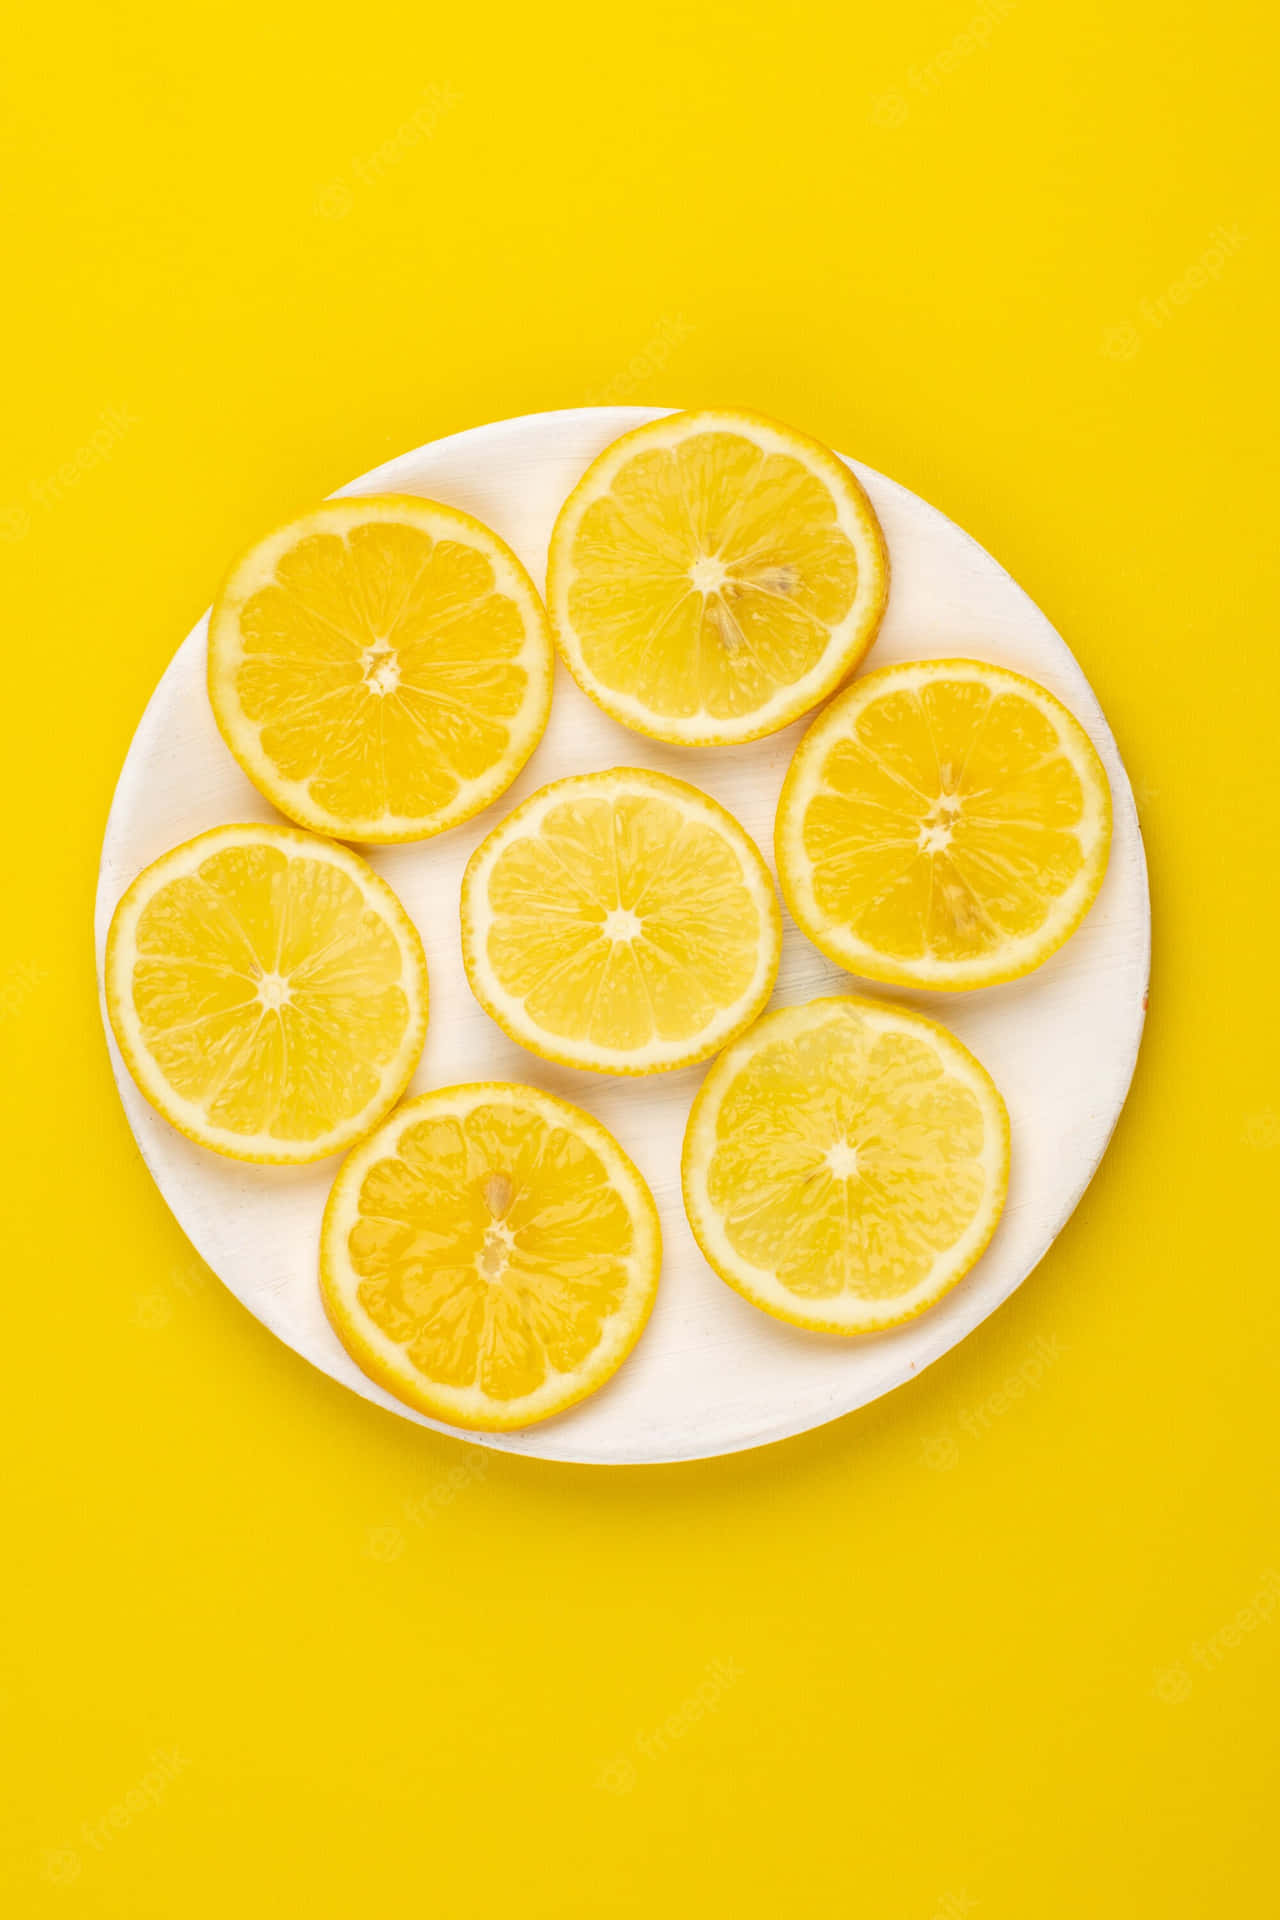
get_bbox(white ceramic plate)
[94,408,1150,1465]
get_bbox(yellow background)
[2,1,1276,1912]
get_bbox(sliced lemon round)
[208,495,553,843]
[461,768,782,1075]
[321,1082,661,1429]
[776,659,1112,990]
[547,409,888,745]
[105,824,427,1163]
[683,996,1009,1334]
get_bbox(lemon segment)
[321,1083,661,1429]
[208,495,553,842]
[776,659,1112,990]
[105,824,428,1163]
[461,768,782,1075]
[547,410,888,744]
[682,996,1009,1334]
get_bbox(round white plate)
[95,408,1150,1465]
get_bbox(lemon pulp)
[683,996,1009,1333]
[548,410,888,744]
[462,769,781,1074]
[321,1085,661,1428]
[777,659,1112,989]
[209,496,552,841]
[106,825,427,1162]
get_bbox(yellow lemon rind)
[775,657,1113,991]
[104,822,428,1164]
[546,408,889,746]
[320,1082,662,1430]
[208,494,554,844]
[682,995,1010,1335]
[460,767,783,1076]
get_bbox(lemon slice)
[208,495,553,842]
[683,996,1009,1334]
[321,1083,661,1429]
[461,768,782,1075]
[776,659,1112,990]
[105,824,427,1163]
[547,409,888,744]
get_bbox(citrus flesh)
[321,1083,661,1429]
[547,410,888,744]
[776,659,1112,990]
[208,495,553,842]
[105,824,427,1163]
[682,996,1009,1334]
[461,768,782,1074]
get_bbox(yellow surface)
[0,1,1275,1912]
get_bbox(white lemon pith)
[461,768,782,1075]
[208,494,553,842]
[105,824,428,1163]
[321,1084,661,1429]
[682,996,1010,1334]
[547,409,889,745]
[776,659,1112,990]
